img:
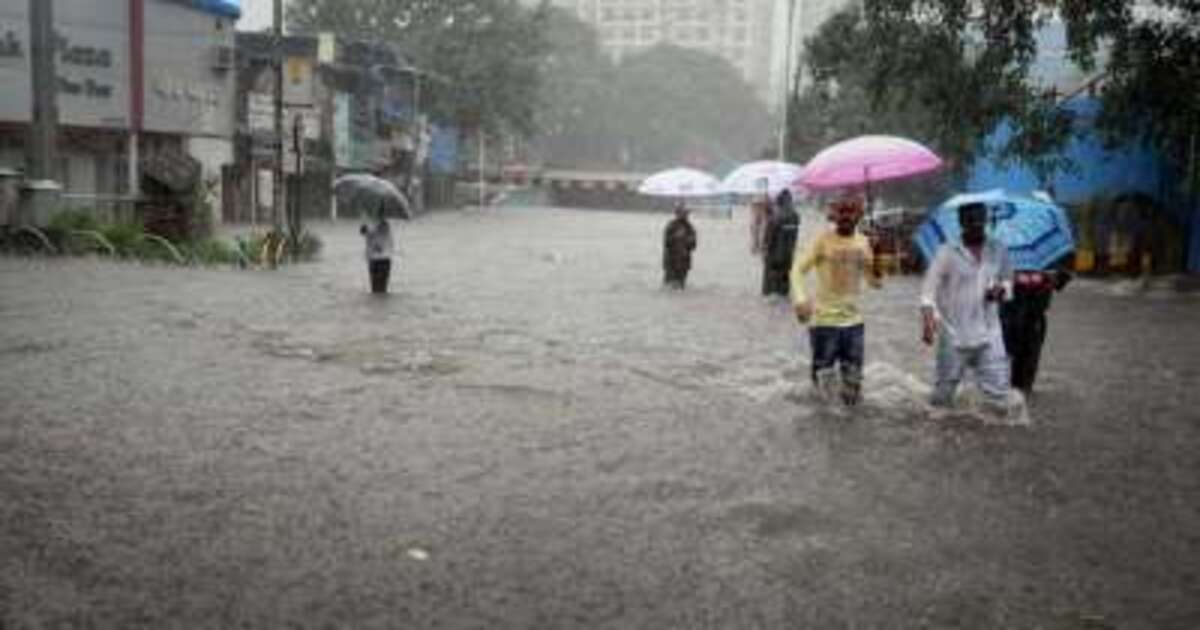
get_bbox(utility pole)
[272,0,285,238]
[777,0,797,162]
[23,0,62,226]
[478,127,485,209]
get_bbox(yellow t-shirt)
[790,231,881,327]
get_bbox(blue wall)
[967,98,1170,206]
[968,97,1200,272]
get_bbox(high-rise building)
[535,0,779,106]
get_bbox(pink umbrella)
[796,135,943,191]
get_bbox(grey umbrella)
[333,174,413,220]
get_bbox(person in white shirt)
[920,202,1013,411]
[360,207,395,294]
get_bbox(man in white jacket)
[920,202,1013,413]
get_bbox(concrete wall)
[186,135,233,225]
[0,0,132,127]
[143,0,237,139]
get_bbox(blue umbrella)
[914,189,1076,270]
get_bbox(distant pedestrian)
[920,202,1014,413]
[360,207,394,294]
[749,195,771,256]
[663,202,697,289]
[762,189,800,297]
[791,196,882,405]
[1001,265,1071,396]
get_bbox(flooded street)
[2,206,1198,628]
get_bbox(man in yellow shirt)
[791,197,883,406]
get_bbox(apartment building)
[540,0,779,106]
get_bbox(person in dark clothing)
[1001,265,1071,395]
[762,189,800,297]
[663,203,698,289]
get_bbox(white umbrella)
[333,173,412,220]
[637,168,722,197]
[720,160,805,196]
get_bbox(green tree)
[789,4,1073,185]
[531,7,621,168]
[1065,2,1200,192]
[613,45,772,172]
[288,0,551,136]
[791,1,1200,192]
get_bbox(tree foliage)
[530,7,622,168]
[1068,2,1200,178]
[790,3,1073,185]
[791,0,1200,191]
[288,0,550,135]
[530,12,772,172]
[612,45,772,172]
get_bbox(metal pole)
[478,127,485,208]
[23,0,61,226]
[777,0,797,161]
[272,0,285,236]
[127,0,144,221]
[292,113,303,246]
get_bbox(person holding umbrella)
[662,202,698,289]
[791,195,882,406]
[920,202,1014,414]
[334,172,411,295]
[360,204,395,294]
[914,189,1077,402]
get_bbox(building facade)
[230,32,455,223]
[0,0,239,226]
[541,0,779,106]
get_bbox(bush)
[186,238,242,266]
[48,209,101,233]
[293,231,323,261]
[100,221,147,258]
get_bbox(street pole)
[272,0,285,238]
[478,127,485,209]
[777,0,797,162]
[23,0,61,226]
[292,113,303,247]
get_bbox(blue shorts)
[808,324,865,384]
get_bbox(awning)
[189,0,241,19]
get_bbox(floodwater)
[1,206,1198,628]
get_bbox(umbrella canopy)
[797,135,943,191]
[914,189,1077,271]
[720,160,804,196]
[637,168,722,197]
[333,174,412,220]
